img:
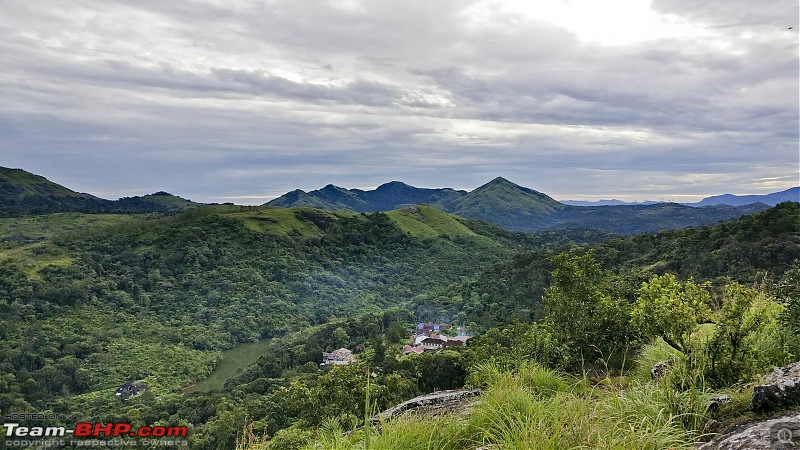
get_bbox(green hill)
[418,202,800,329]
[443,176,566,230]
[0,167,99,199]
[0,203,540,414]
[267,177,771,234]
[0,166,201,215]
[0,167,108,215]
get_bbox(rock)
[752,362,800,413]
[651,360,673,380]
[697,412,800,450]
[372,389,482,425]
[707,395,733,413]
[702,419,721,436]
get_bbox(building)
[409,323,472,352]
[115,381,147,400]
[320,348,356,368]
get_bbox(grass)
[386,205,479,239]
[186,340,276,393]
[0,213,152,248]
[268,362,705,450]
[228,207,338,236]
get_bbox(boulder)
[752,362,800,413]
[697,412,800,450]
[707,395,733,413]
[372,389,481,425]
[651,360,673,380]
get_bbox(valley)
[0,167,798,449]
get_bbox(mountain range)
[267,177,789,234]
[2,166,796,234]
[562,187,799,207]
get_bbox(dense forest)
[0,198,798,449]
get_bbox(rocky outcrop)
[707,395,733,413]
[697,412,800,449]
[651,360,673,380]
[372,389,482,425]
[752,362,800,413]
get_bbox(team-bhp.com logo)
[4,422,188,447]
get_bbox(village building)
[320,348,356,368]
[115,381,147,401]
[405,323,472,353]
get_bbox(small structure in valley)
[115,381,147,400]
[320,348,356,368]
[403,323,472,354]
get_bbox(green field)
[186,340,276,393]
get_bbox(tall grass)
[254,359,716,450]
[286,362,700,450]
[465,363,699,450]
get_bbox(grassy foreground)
[237,360,726,450]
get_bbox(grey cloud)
[0,0,796,203]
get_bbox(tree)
[705,283,772,386]
[632,274,711,353]
[542,252,633,369]
[776,259,800,334]
[330,327,350,350]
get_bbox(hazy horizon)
[7,165,797,205]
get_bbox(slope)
[0,167,108,215]
[418,202,800,328]
[442,177,566,230]
[0,166,201,216]
[267,177,772,234]
[0,203,533,414]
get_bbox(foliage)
[463,322,570,371]
[542,252,636,370]
[776,259,800,334]
[704,283,771,386]
[293,364,703,450]
[632,274,711,353]
[594,201,800,283]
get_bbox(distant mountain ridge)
[687,187,799,207]
[267,180,466,212]
[562,187,798,207]
[268,178,782,234]
[2,166,790,234]
[0,167,199,216]
[562,199,661,206]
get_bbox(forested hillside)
[0,167,200,216]
[417,202,800,330]
[268,176,773,234]
[0,204,558,417]
[1,198,798,449]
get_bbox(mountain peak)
[486,176,516,186]
[375,181,411,191]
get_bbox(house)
[409,323,472,351]
[320,348,356,368]
[446,335,471,346]
[416,323,440,337]
[420,337,446,351]
[116,381,147,400]
[402,344,425,354]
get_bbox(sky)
[1,0,798,204]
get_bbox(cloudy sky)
[2,0,798,203]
